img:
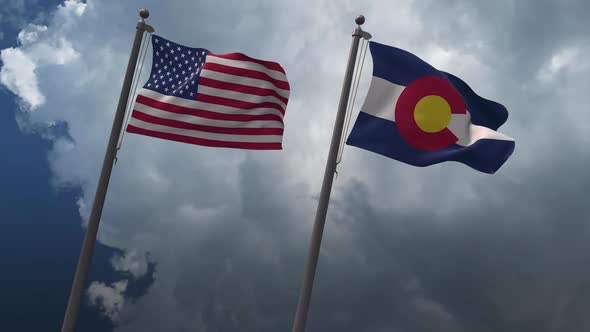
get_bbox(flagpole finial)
[137,9,155,33]
[139,9,150,20]
[355,15,365,26]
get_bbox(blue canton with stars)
[145,35,209,100]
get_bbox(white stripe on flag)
[361,76,514,147]
[196,85,287,110]
[449,114,514,146]
[137,89,285,119]
[361,76,403,120]
[205,55,288,81]
[133,102,284,128]
[128,117,283,143]
[199,70,290,98]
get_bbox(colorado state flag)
[346,42,515,174]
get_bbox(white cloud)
[0,1,84,111]
[537,46,579,83]
[17,25,48,44]
[87,280,128,322]
[411,297,457,331]
[0,47,44,108]
[111,251,149,279]
[61,0,86,17]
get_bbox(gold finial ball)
[139,9,150,19]
[355,15,365,25]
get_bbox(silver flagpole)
[60,9,155,332]
[292,15,369,332]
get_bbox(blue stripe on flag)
[370,42,440,85]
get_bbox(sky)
[1,0,590,331]
[0,3,156,331]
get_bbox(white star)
[177,47,181,51]
[164,65,168,70]
[191,80,195,84]
[154,38,159,43]
[160,75,164,79]
[191,57,195,61]
[178,80,182,85]
[172,68,176,72]
[160,46,164,50]
[165,53,169,58]
[185,60,189,64]
[158,69,162,74]
[169,77,173,82]
[172,84,176,88]
[182,70,186,75]
[155,63,159,67]
[156,51,159,56]
[190,92,194,96]
[165,87,169,92]
[181,53,185,58]
[147,83,151,87]
[170,49,175,54]
[178,63,182,68]
[166,42,170,47]
[159,59,164,63]
[152,74,156,78]
[174,56,179,61]
[155,84,159,88]
[176,74,180,78]
[166,72,171,76]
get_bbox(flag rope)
[115,31,152,163]
[335,37,369,171]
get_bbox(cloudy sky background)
[1,0,590,331]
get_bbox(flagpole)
[292,15,367,332]
[60,9,154,332]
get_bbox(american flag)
[126,35,290,150]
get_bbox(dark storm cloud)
[112,155,309,332]
[115,138,590,332]
[294,2,590,330]
[412,0,589,64]
[87,0,590,329]
[410,0,590,126]
[3,0,590,331]
[300,143,590,332]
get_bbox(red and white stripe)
[127,53,290,150]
